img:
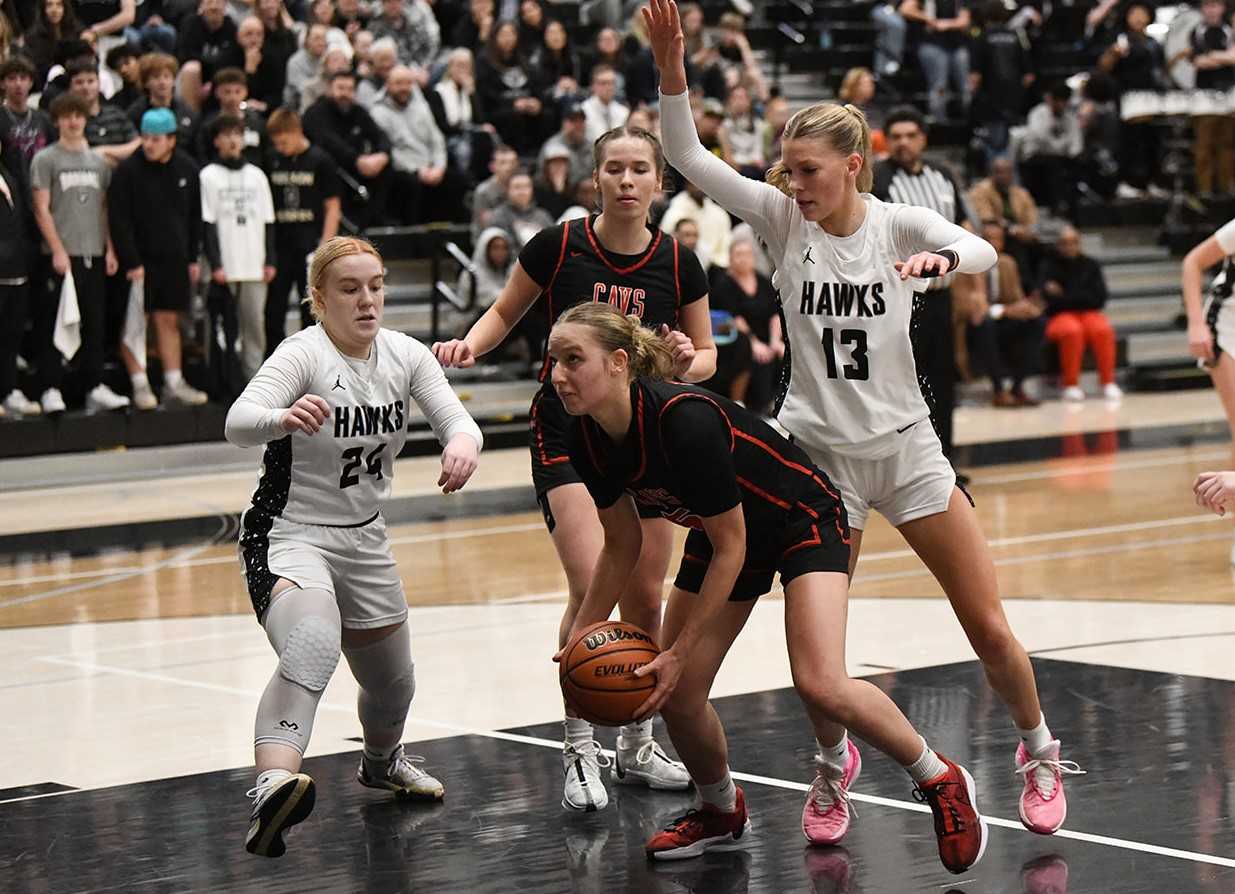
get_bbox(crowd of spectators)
[0,0,1214,426]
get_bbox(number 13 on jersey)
[820,327,869,381]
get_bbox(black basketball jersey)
[568,379,847,554]
[519,214,709,382]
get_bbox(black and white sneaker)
[245,772,316,858]
[563,740,611,811]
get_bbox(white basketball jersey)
[774,195,931,459]
[244,325,480,526]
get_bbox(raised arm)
[643,0,795,256]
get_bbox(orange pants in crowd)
[1045,310,1116,387]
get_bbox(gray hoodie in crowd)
[457,226,514,311]
[370,86,447,174]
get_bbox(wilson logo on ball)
[584,628,655,650]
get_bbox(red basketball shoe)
[646,786,752,860]
[911,755,988,874]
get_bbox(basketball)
[560,621,661,726]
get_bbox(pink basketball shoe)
[1015,739,1084,835]
[802,740,862,845]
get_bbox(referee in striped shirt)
[873,106,975,467]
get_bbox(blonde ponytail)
[555,303,676,381]
[764,100,873,195]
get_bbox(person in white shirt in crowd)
[720,84,769,180]
[1018,82,1084,217]
[201,115,277,381]
[356,36,398,108]
[30,93,128,414]
[370,65,469,225]
[659,177,732,270]
[581,64,629,144]
[226,236,482,859]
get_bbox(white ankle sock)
[564,716,594,746]
[130,371,150,390]
[618,719,653,746]
[817,733,849,769]
[255,768,293,788]
[697,772,737,812]
[1018,713,1053,754]
[165,369,183,388]
[904,738,949,783]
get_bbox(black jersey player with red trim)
[434,126,716,814]
[553,298,986,869]
[569,376,850,600]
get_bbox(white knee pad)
[279,616,342,692]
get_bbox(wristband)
[936,249,959,274]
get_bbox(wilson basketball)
[560,621,660,726]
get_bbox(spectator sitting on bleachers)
[72,0,135,50]
[713,12,767,102]
[968,155,1039,279]
[70,59,141,166]
[1185,0,1235,197]
[284,24,327,110]
[871,0,908,79]
[677,1,726,98]
[428,46,494,181]
[125,0,177,56]
[22,0,82,89]
[195,66,265,163]
[256,0,298,79]
[451,0,494,54]
[1018,82,1082,219]
[696,96,726,157]
[970,0,1034,164]
[685,222,751,404]
[264,106,341,353]
[518,0,544,50]
[900,0,972,120]
[368,0,439,68]
[1077,71,1121,201]
[0,56,56,185]
[457,225,512,315]
[1037,224,1121,403]
[127,52,198,155]
[297,45,351,112]
[356,35,397,107]
[533,143,574,220]
[233,14,284,113]
[1097,1,1168,199]
[838,67,888,141]
[303,69,391,228]
[709,236,781,415]
[305,0,353,61]
[581,62,628,143]
[0,153,40,418]
[763,92,790,162]
[371,64,470,225]
[583,27,628,97]
[961,221,1045,407]
[720,84,767,180]
[620,9,662,109]
[106,43,142,110]
[537,100,591,184]
[30,36,97,115]
[659,177,731,270]
[488,168,554,250]
[472,142,518,234]
[475,19,549,155]
[529,18,582,103]
[331,0,368,39]
[176,0,239,114]
[556,175,595,222]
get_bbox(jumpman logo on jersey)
[331,374,346,391]
[802,246,815,265]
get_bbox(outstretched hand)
[642,0,686,80]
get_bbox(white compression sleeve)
[891,205,998,274]
[658,89,798,259]
[225,340,315,447]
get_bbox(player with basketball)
[643,0,1082,847]
[1183,218,1235,563]
[553,302,987,873]
[434,127,716,812]
[225,237,483,858]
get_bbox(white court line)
[17,654,1235,869]
[969,448,1231,486]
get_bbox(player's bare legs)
[547,484,689,811]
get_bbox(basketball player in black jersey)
[552,302,987,873]
[433,125,716,811]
